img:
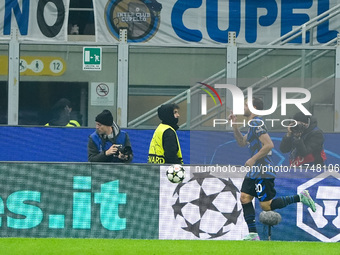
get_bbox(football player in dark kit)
[229,98,316,240]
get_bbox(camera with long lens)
[114,145,124,156]
[114,145,132,157]
[290,122,307,134]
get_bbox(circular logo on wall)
[105,0,162,42]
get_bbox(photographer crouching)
[88,110,133,163]
[280,112,326,166]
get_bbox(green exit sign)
[83,47,102,71]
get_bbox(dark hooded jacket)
[148,104,183,164]
[157,104,179,131]
[280,116,326,166]
[47,98,71,126]
[46,98,80,127]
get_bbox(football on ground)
[166,164,185,183]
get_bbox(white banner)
[159,166,248,240]
[0,0,69,41]
[94,0,340,46]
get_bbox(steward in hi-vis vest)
[148,103,183,164]
[45,119,80,127]
[45,98,81,127]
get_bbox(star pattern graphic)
[190,188,219,217]
[219,178,239,199]
[172,181,186,196]
[172,176,241,239]
[222,204,242,226]
[182,219,205,238]
[207,227,230,239]
[172,197,187,218]
[190,172,216,186]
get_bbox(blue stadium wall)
[0,127,340,241]
[0,126,339,165]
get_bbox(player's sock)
[242,202,257,233]
[270,195,300,210]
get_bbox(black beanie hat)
[95,110,113,126]
[293,112,310,124]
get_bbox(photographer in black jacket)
[280,112,326,166]
[88,110,133,163]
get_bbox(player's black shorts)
[241,177,276,202]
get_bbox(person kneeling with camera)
[88,110,133,163]
[280,112,326,166]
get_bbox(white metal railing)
[128,4,340,128]
[186,36,337,129]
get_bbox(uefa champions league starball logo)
[171,172,242,238]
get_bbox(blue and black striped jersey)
[246,117,275,178]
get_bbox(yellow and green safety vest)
[148,123,183,164]
[45,120,80,127]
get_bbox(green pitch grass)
[1,238,340,255]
